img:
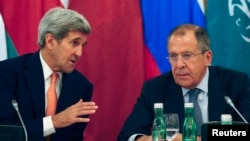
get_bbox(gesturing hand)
[52,99,98,128]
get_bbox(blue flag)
[141,0,206,73]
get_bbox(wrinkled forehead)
[169,29,197,46]
[171,28,195,38]
[168,31,199,52]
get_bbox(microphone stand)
[12,99,28,141]
[224,96,248,124]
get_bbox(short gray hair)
[167,24,210,52]
[38,7,91,48]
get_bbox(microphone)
[224,96,248,123]
[12,99,28,141]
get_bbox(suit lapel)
[163,75,185,124]
[208,67,227,121]
[24,51,45,117]
[57,73,78,112]
[164,84,184,113]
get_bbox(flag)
[0,13,18,61]
[206,0,250,77]
[60,0,69,8]
[70,0,206,141]
[0,0,63,55]
[0,13,7,61]
[141,0,206,79]
[1,1,207,141]
[69,0,145,141]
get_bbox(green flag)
[0,13,18,61]
[5,32,18,58]
[206,0,250,77]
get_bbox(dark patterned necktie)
[188,88,203,136]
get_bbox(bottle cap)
[184,102,193,108]
[154,103,163,108]
[221,114,232,122]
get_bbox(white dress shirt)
[39,51,62,136]
[128,68,209,141]
[182,68,209,123]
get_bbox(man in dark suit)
[117,24,250,141]
[0,7,98,141]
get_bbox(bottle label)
[152,130,166,141]
[221,121,232,125]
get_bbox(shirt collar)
[39,51,62,80]
[182,68,209,96]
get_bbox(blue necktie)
[188,88,203,136]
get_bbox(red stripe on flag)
[143,45,161,80]
[0,0,63,55]
[70,0,147,141]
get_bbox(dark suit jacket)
[0,51,93,141]
[117,66,250,141]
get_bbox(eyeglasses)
[167,50,209,63]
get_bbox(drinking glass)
[164,113,179,141]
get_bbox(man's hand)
[51,99,98,128]
[136,135,152,141]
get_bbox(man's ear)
[45,33,54,49]
[205,50,213,66]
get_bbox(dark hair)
[167,24,210,52]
